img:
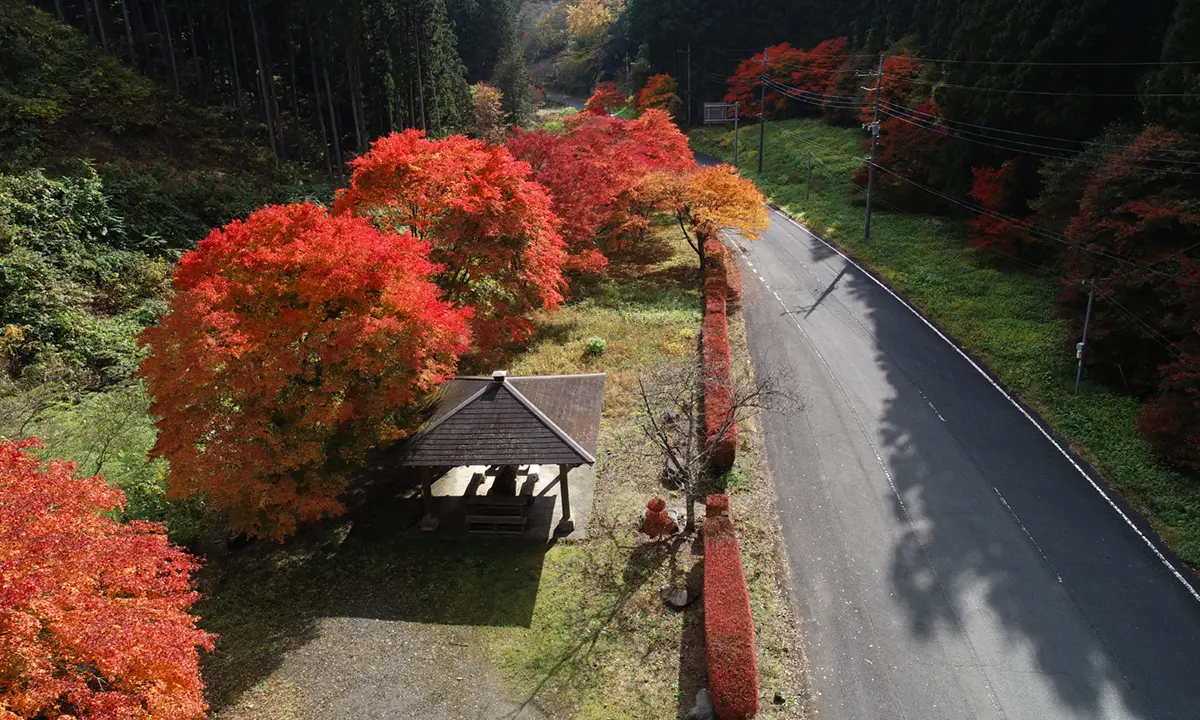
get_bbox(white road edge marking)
[994,487,1063,584]
[773,210,1200,603]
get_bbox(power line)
[885,101,1200,158]
[878,106,1200,175]
[869,162,1189,281]
[1103,296,1185,360]
[887,74,1200,98]
[908,56,1200,68]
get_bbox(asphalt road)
[726,209,1200,719]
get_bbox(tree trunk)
[287,29,300,121]
[93,0,109,49]
[162,1,180,92]
[307,25,333,176]
[84,0,97,40]
[54,0,65,22]
[354,58,368,149]
[685,491,697,533]
[320,41,344,179]
[247,0,277,160]
[223,0,245,129]
[186,0,203,94]
[412,24,427,131]
[345,51,364,153]
[120,0,136,67]
[150,0,169,81]
[133,0,151,69]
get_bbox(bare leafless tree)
[635,359,799,533]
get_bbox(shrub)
[703,294,736,471]
[703,494,758,720]
[585,336,607,356]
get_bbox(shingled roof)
[398,371,606,466]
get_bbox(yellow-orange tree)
[640,165,768,268]
[139,203,472,538]
[637,74,682,117]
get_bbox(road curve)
[728,209,1200,719]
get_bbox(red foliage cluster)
[584,81,626,115]
[703,494,759,720]
[642,497,676,538]
[0,440,215,719]
[967,161,1028,256]
[724,43,806,118]
[1058,125,1200,469]
[852,99,946,210]
[703,249,736,471]
[726,38,853,120]
[707,240,743,304]
[508,109,694,269]
[140,203,472,538]
[334,130,566,357]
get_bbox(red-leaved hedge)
[703,310,736,470]
[703,242,736,470]
[722,244,743,304]
[704,494,759,719]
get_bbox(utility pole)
[687,43,692,128]
[806,151,813,201]
[677,45,693,126]
[757,47,767,174]
[733,101,740,168]
[1074,278,1096,395]
[862,53,884,241]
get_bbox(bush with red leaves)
[703,494,759,720]
[703,278,736,471]
[642,497,677,538]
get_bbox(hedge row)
[703,240,737,471]
[708,238,742,304]
[704,494,759,719]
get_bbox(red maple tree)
[508,109,694,266]
[0,439,214,720]
[851,99,945,210]
[967,161,1029,256]
[790,37,851,97]
[1059,125,1200,396]
[139,203,472,538]
[724,43,806,118]
[334,130,567,356]
[584,81,626,115]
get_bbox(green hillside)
[1,1,325,539]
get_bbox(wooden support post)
[419,466,439,531]
[555,464,575,535]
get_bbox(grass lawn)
[690,118,1200,567]
[196,224,806,719]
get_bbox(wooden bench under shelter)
[396,370,606,536]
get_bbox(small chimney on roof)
[492,370,508,383]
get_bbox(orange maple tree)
[0,439,214,720]
[584,81,627,114]
[508,108,694,268]
[139,203,472,538]
[333,130,567,356]
[637,74,682,117]
[640,165,768,268]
